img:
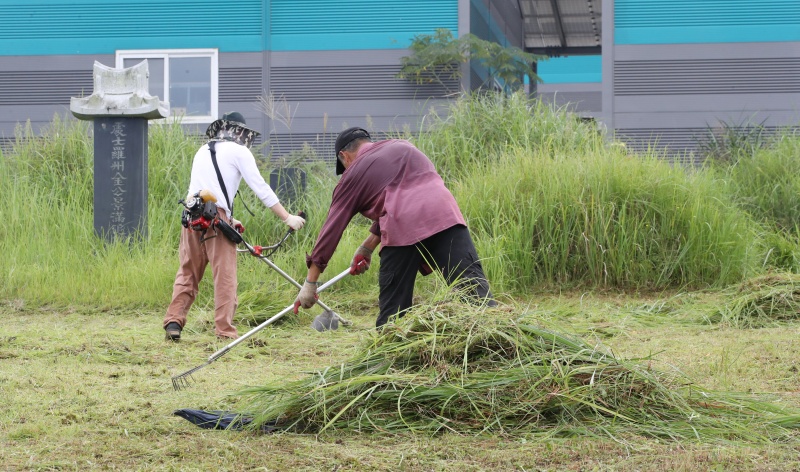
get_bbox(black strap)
[209,141,233,217]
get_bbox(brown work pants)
[163,212,239,339]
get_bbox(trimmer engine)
[180,189,218,231]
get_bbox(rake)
[171,266,354,391]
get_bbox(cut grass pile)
[709,272,800,327]
[239,302,800,441]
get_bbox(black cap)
[334,127,371,175]
[221,111,246,125]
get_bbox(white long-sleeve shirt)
[186,140,279,216]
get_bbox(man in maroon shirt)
[294,127,496,327]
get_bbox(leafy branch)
[397,28,546,94]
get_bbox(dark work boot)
[165,322,182,341]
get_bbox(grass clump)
[455,146,759,291]
[238,303,800,442]
[411,91,604,182]
[697,120,774,165]
[708,272,800,328]
[708,130,800,232]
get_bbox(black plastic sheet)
[173,409,280,433]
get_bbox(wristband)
[305,278,319,285]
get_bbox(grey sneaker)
[165,322,182,341]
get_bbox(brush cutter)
[235,234,351,330]
[216,208,350,330]
[171,266,354,391]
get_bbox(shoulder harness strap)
[208,141,233,217]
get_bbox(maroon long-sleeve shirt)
[307,139,466,272]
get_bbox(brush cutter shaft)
[245,244,298,284]
[239,240,350,324]
[245,247,337,312]
[206,267,353,363]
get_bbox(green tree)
[397,28,545,94]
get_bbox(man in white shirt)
[163,112,305,340]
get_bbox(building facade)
[1,0,798,160]
[535,0,800,157]
[0,0,517,161]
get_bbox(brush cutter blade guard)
[311,310,340,332]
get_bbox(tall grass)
[708,131,800,233]
[3,94,797,309]
[413,93,762,291]
[1,115,370,310]
[411,92,604,183]
[456,146,760,291]
[702,130,800,272]
[1,117,188,306]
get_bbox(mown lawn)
[2,290,799,471]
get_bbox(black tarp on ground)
[174,409,280,433]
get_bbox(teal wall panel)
[538,56,602,84]
[3,0,459,55]
[1,0,264,56]
[470,0,526,89]
[270,0,458,51]
[616,0,800,44]
[471,0,511,47]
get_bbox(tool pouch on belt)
[215,218,244,244]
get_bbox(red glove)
[350,245,373,275]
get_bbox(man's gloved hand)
[350,245,372,275]
[231,218,245,234]
[283,214,306,231]
[293,279,319,313]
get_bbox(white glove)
[294,279,319,312]
[283,214,305,231]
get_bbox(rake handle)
[207,266,353,363]
[208,304,294,362]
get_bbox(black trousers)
[376,224,496,327]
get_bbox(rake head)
[171,360,211,391]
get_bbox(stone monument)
[70,61,169,240]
